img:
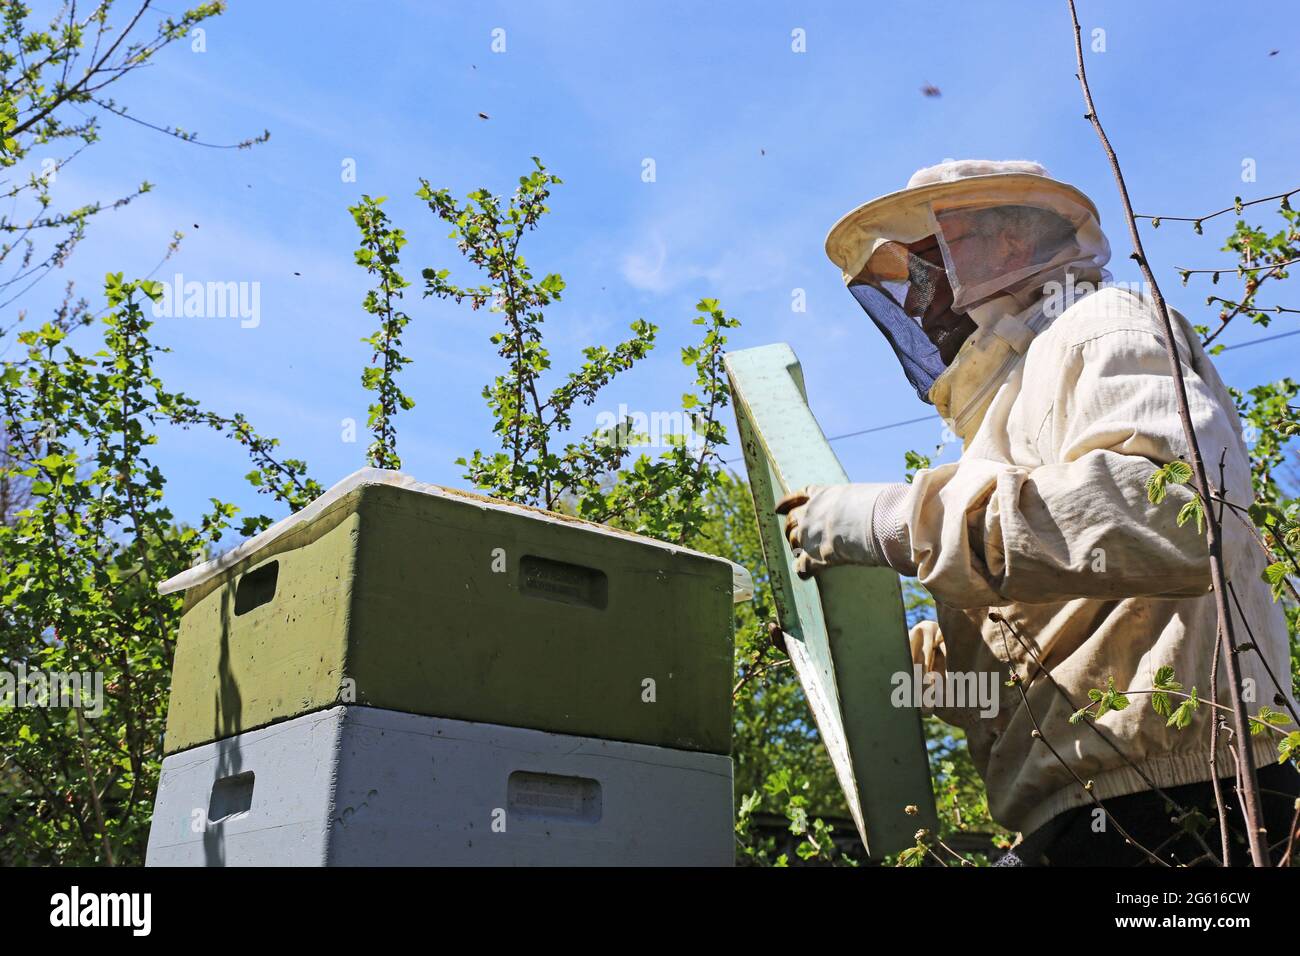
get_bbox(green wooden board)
[724,343,937,858]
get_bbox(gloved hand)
[774,482,913,579]
[908,619,946,677]
[908,620,946,717]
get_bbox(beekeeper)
[778,159,1299,865]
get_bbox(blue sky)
[11,0,1299,528]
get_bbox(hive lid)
[158,467,754,603]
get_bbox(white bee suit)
[798,160,1297,835]
[903,284,1292,834]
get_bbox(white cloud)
[620,232,671,292]
[616,216,793,298]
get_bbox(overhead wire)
[719,325,1295,463]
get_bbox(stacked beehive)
[145,469,748,866]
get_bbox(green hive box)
[160,469,748,757]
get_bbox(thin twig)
[1200,261,1294,348]
[1208,617,1233,864]
[1225,580,1300,728]
[934,836,974,866]
[732,656,791,699]
[992,612,1224,863]
[1076,687,1289,733]
[1176,256,1300,275]
[1215,494,1300,603]
[1135,186,1300,225]
[1281,802,1300,867]
[996,622,1170,866]
[1067,0,1269,865]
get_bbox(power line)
[823,415,937,442]
[721,414,938,463]
[721,326,1294,464]
[1218,328,1300,351]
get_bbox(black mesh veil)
[848,280,946,402]
[846,239,976,403]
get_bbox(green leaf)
[1151,691,1172,718]
[1146,469,1168,504]
[1279,732,1300,764]
[1151,669,1180,717]
[1252,706,1291,736]
[896,844,926,868]
[1167,687,1200,730]
[1176,496,1205,534]
[1263,561,1292,601]
[1165,460,1192,484]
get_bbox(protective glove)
[908,620,946,678]
[774,482,914,579]
[908,620,946,716]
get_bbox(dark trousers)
[996,761,1300,866]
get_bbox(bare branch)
[1067,0,1270,866]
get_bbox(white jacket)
[902,285,1296,834]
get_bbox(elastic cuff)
[872,482,917,575]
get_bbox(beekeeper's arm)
[779,326,1216,609]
